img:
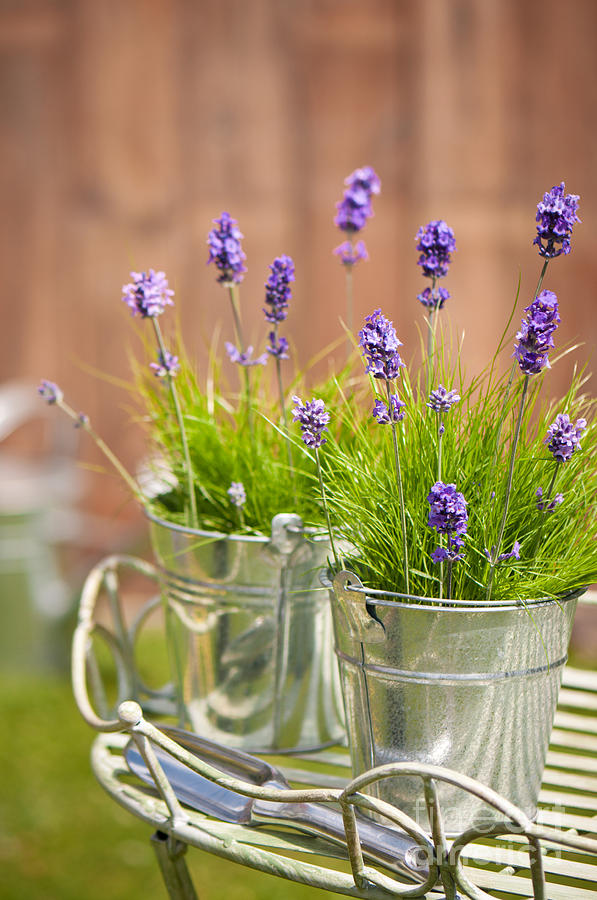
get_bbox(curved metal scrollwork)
[74,561,597,899]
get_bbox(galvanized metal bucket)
[328,569,582,834]
[148,511,345,753]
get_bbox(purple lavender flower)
[75,412,89,429]
[207,212,247,284]
[545,413,587,462]
[267,332,289,360]
[150,350,180,378]
[427,385,461,414]
[334,166,381,234]
[536,487,564,513]
[514,289,560,375]
[431,547,452,564]
[415,220,456,279]
[484,541,521,563]
[292,396,330,449]
[534,183,580,259]
[358,309,404,381]
[427,481,468,561]
[225,343,268,368]
[345,166,381,197]
[372,396,405,424]
[263,255,294,323]
[417,286,450,310]
[333,240,369,267]
[122,270,174,318]
[489,541,521,562]
[227,481,246,508]
[38,380,63,405]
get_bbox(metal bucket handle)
[332,570,385,645]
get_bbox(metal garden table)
[72,557,597,899]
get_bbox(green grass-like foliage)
[133,286,595,602]
[135,331,357,536]
[321,322,597,602]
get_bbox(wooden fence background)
[1,0,596,522]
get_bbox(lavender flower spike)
[122,270,174,318]
[536,487,564,513]
[227,481,246,508]
[150,350,180,378]
[485,541,521,563]
[427,385,461,413]
[292,396,329,449]
[415,220,456,279]
[545,413,587,462]
[427,481,468,561]
[264,255,295,324]
[418,286,450,310]
[358,309,404,381]
[225,343,268,368]
[333,240,369,267]
[514,289,560,375]
[534,183,580,259]
[373,396,405,425]
[334,166,381,234]
[207,212,247,284]
[267,332,289,360]
[38,379,63,405]
[345,166,381,197]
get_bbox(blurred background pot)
[148,511,345,752]
[328,569,582,834]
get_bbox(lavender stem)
[426,278,438,391]
[386,381,410,595]
[227,284,253,430]
[438,413,444,600]
[52,397,143,502]
[486,373,529,600]
[152,319,198,528]
[315,446,340,570]
[345,236,354,340]
[533,459,561,554]
[273,324,295,483]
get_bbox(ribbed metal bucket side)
[147,512,345,752]
[329,570,581,834]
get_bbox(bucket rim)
[322,570,585,611]
[145,508,330,544]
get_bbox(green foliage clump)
[322,327,597,602]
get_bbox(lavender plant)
[358,308,410,593]
[323,181,596,602]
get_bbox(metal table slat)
[554,710,597,735]
[461,865,596,900]
[545,749,597,774]
[550,729,597,752]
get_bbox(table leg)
[151,831,199,900]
